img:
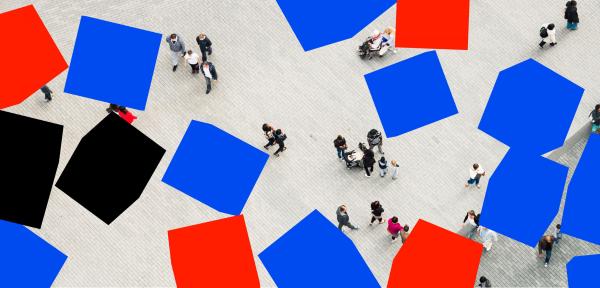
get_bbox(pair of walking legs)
[370,215,383,224]
[567,22,578,30]
[365,164,374,176]
[338,222,357,230]
[369,143,383,154]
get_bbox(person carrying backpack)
[333,135,347,160]
[367,129,384,154]
[539,23,557,48]
[565,1,579,30]
[273,129,287,157]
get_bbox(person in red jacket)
[117,106,137,124]
[387,216,403,243]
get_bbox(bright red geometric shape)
[0,5,67,109]
[387,219,482,287]
[167,215,260,287]
[395,0,470,50]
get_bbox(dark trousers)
[201,47,212,62]
[265,138,276,148]
[336,147,344,159]
[274,141,286,155]
[365,163,374,176]
[467,177,480,185]
[544,249,552,264]
[40,85,52,100]
[338,222,356,230]
[371,215,383,223]
[189,63,199,73]
[205,76,212,91]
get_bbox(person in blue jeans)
[333,135,347,160]
[465,163,486,189]
[565,1,579,30]
[538,235,554,267]
[553,224,563,244]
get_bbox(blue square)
[65,16,161,110]
[162,121,269,215]
[0,220,67,287]
[478,59,584,154]
[259,210,379,288]
[364,51,458,138]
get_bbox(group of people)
[537,223,563,267]
[539,0,579,48]
[106,104,138,124]
[262,123,287,157]
[166,33,218,94]
[333,129,399,178]
[358,27,396,59]
[336,201,411,243]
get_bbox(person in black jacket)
[273,129,287,157]
[590,104,600,133]
[40,85,53,102]
[201,62,218,94]
[478,276,492,287]
[565,1,579,30]
[367,129,384,154]
[262,123,276,149]
[538,235,555,267]
[196,33,213,61]
[333,135,347,160]
[363,148,376,177]
[369,201,385,225]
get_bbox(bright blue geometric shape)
[567,254,600,288]
[561,134,600,246]
[258,210,380,288]
[162,121,268,215]
[478,59,584,154]
[364,51,458,138]
[65,16,161,110]
[479,149,568,247]
[276,0,395,51]
[0,220,67,287]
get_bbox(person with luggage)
[333,135,347,161]
[367,129,384,154]
[539,23,557,48]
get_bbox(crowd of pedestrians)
[337,201,411,244]
[333,129,399,179]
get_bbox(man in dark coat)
[362,148,376,177]
[336,205,359,231]
[565,1,579,30]
[196,33,213,62]
[201,62,218,94]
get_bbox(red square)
[387,219,482,287]
[0,5,67,109]
[168,215,260,287]
[395,0,470,50]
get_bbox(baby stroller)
[343,142,369,169]
[358,37,383,60]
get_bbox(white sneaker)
[391,238,397,243]
[544,263,548,268]
[365,174,371,177]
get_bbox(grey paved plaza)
[2,0,600,287]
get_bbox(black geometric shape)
[0,110,63,228]
[55,113,165,224]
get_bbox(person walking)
[195,33,213,62]
[337,205,359,231]
[378,157,388,177]
[333,135,347,161]
[369,201,385,225]
[184,50,200,74]
[367,129,384,154]
[553,224,563,245]
[262,123,276,150]
[539,23,557,48]
[565,1,579,30]
[589,104,600,133]
[391,160,400,180]
[106,103,119,113]
[40,85,53,102]
[387,216,403,243]
[478,276,492,287]
[117,106,137,124]
[273,129,287,157]
[381,27,397,54]
[166,33,186,71]
[363,148,376,177]
[399,225,410,243]
[201,62,218,94]
[458,210,478,239]
[465,163,486,189]
[478,226,498,253]
[538,235,555,267]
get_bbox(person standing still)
[369,201,385,225]
[478,276,492,287]
[465,163,485,189]
[367,129,384,154]
[201,62,218,94]
[391,160,400,180]
[539,23,557,48]
[378,157,388,177]
[333,135,347,161]
[553,224,563,244]
[565,1,579,30]
[196,33,213,62]
[538,235,555,267]
[166,34,186,71]
[273,129,287,157]
[184,50,200,74]
[337,205,359,231]
[40,85,53,102]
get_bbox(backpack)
[540,27,548,38]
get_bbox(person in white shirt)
[391,160,400,180]
[539,23,557,48]
[201,62,218,94]
[381,27,396,55]
[465,163,485,189]
[478,226,499,252]
[184,50,200,74]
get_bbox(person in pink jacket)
[387,216,403,243]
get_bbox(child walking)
[390,160,399,180]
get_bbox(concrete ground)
[2,0,600,286]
